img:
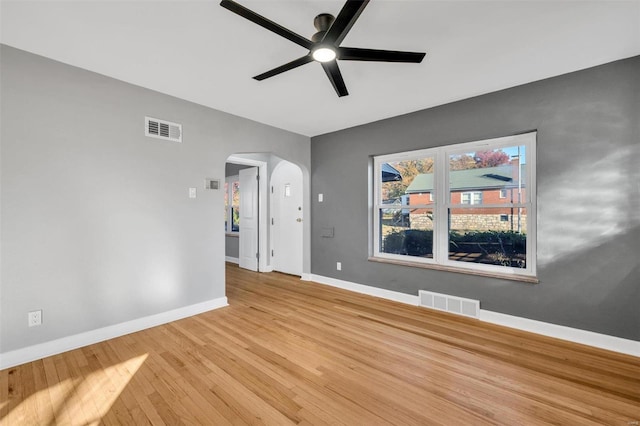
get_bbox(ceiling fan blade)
[220,0,313,50]
[253,55,314,81]
[323,0,370,46]
[339,47,426,63]
[321,60,349,97]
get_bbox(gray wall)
[0,45,310,353]
[225,234,240,260]
[311,56,640,340]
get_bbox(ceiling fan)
[220,0,426,97]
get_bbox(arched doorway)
[224,154,306,277]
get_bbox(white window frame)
[225,175,240,234]
[372,132,537,280]
[461,191,482,205]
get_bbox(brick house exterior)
[405,159,527,233]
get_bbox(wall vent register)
[145,117,182,143]
[419,290,480,318]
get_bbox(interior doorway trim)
[227,155,269,272]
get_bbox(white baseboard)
[310,274,639,358]
[300,273,312,281]
[225,256,239,264]
[310,274,420,306]
[478,310,640,357]
[0,297,228,370]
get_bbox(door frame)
[227,155,269,272]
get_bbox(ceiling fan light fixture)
[312,47,336,63]
[220,0,426,97]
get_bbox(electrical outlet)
[28,310,42,327]
[336,262,342,271]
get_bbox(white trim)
[227,156,264,167]
[309,274,639,357]
[225,256,239,264]
[479,310,640,357]
[300,273,312,281]
[310,274,419,306]
[0,297,228,370]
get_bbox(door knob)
[296,218,303,222]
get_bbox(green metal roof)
[405,165,524,193]
[406,173,435,193]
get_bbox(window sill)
[368,256,539,284]
[225,232,240,238]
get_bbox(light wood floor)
[2,264,639,425]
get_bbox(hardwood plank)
[29,361,56,424]
[1,263,638,425]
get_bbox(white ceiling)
[2,1,639,137]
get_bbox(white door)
[271,162,303,276]
[239,167,259,271]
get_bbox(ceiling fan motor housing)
[314,13,335,32]
[312,13,335,43]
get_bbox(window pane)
[373,132,535,278]
[381,158,434,205]
[232,207,240,232]
[224,182,229,232]
[379,208,434,259]
[449,207,527,268]
[231,180,240,232]
[449,145,526,204]
[232,181,240,208]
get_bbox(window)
[461,192,482,205]
[225,176,240,233]
[373,132,536,280]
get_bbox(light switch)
[189,187,197,198]
[318,193,324,202]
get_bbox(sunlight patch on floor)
[3,353,147,425]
